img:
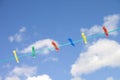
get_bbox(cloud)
[106,77,114,80]
[80,14,120,36]
[20,39,58,54]
[71,39,120,80]
[10,66,36,77]
[8,27,26,43]
[5,76,20,80]
[4,65,52,80]
[26,74,52,80]
[19,27,26,33]
[5,66,36,80]
[71,77,85,80]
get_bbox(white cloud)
[9,36,14,42]
[106,77,114,80]
[71,77,85,80]
[20,39,58,54]
[8,27,26,43]
[80,14,120,36]
[80,25,102,36]
[11,66,36,77]
[19,27,26,32]
[26,74,52,80]
[5,76,20,80]
[5,66,36,80]
[4,65,52,80]
[71,39,120,79]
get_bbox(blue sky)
[0,0,120,80]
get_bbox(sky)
[0,0,120,80]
